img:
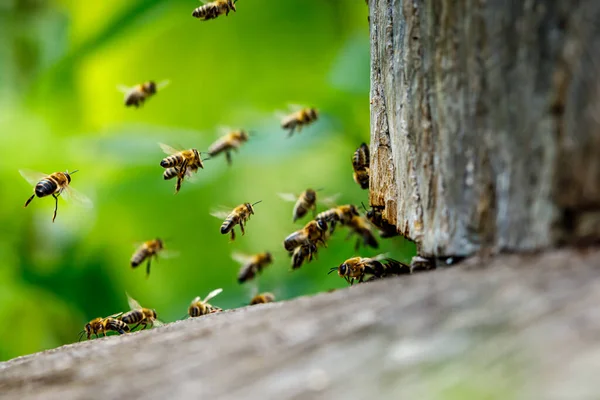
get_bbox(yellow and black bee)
[117,80,169,108]
[249,292,275,305]
[192,0,237,20]
[78,313,129,341]
[188,288,223,317]
[315,204,360,234]
[20,169,93,223]
[211,201,261,241]
[232,252,273,283]
[283,219,329,251]
[362,203,398,238]
[159,143,205,194]
[346,215,379,250]
[352,143,370,190]
[208,130,249,166]
[290,242,318,270]
[281,107,318,137]
[278,189,318,222]
[328,256,411,285]
[120,294,162,331]
[130,239,164,277]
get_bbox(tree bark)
[369,0,600,257]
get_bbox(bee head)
[264,252,273,263]
[316,218,327,231]
[64,169,78,183]
[305,189,317,202]
[239,130,249,141]
[156,238,164,249]
[230,0,237,11]
[248,200,262,214]
[152,309,157,320]
[309,108,318,119]
[146,81,157,94]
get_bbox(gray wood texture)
[1,249,599,400]
[369,0,600,257]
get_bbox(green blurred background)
[0,0,415,361]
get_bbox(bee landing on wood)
[192,0,237,21]
[119,293,163,331]
[78,313,129,341]
[249,292,275,305]
[329,255,411,285]
[20,169,93,222]
[188,288,223,317]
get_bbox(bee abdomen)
[163,167,179,180]
[283,231,305,251]
[107,319,130,334]
[160,154,183,168]
[131,250,148,267]
[220,216,236,234]
[121,310,143,324]
[35,179,57,198]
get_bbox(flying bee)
[188,288,223,317]
[20,169,93,223]
[130,238,165,277]
[192,0,237,20]
[78,313,129,341]
[159,143,205,194]
[346,215,379,250]
[232,252,273,283]
[280,107,318,137]
[283,219,329,251]
[290,242,318,269]
[117,80,169,108]
[119,293,163,331]
[328,255,411,285]
[316,204,360,234]
[352,143,370,190]
[362,203,398,238]
[249,292,275,305]
[211,201,262,241]
[278,189,317,222]
[208,129,249,166]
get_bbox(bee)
[20,169,93,223]
[315,204,360,234]
[117,80,169,108]
[249,292,275,305]
[232,252,273,283]
[120,293,162,331]
[346,215,379,250]
[130,239,164,277]
[159,143,205,194]
[290,242,318,269]
[192,0,237,20]
[283,219,329,251]
[188,288,223,317]
[281,107,318,137]
[328,256,411,285]
[278,189,318,222]
[352,143,370,190]
[211,201,262,241]
[208,129,249,166]
[78,313,129,341]
[362,203,398,238]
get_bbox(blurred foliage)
[0,0,415,361]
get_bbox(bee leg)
[175,160,188,194]
[240,221,245,236]
[146,258,152,278]
[225,151,232,166]
[130,322,142,331]
[230,228,235,241]
[51,193,59,223]
[117,329,127,335]
[141,323,148,330]
[24,194,35,207]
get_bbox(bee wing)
[60,186,94,208]
[159,142,182,156]
[19,169,49,186]
[277,193,298,203]
[287,103,305,112]
[160,249,180,259]
[116,84,132,94]
[210,208,232,220]
[321,194,341,207]
[216,125,234,136]
[107,312,124,319]
[156,80,170,91]
[203,288,223,303]
[126,293,143,311]
[231,252,254,265]
[190,296,201,305]
[371,253,391,262]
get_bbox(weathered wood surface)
[369,0,600,257]
[1,249,600,400]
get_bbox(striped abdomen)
[283,230,308,251]
[105,318,130,334]
[131,247,149,267]
[160,153,184,168]
[220,212,239,234]
[208,137,234,156]
[353,169,369,190]
[121,310,144,324]
[163,167,179,180]
[381,259,412,276]
[34,178,59,198]
[188,303,208,317]
[353,143,369,169]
